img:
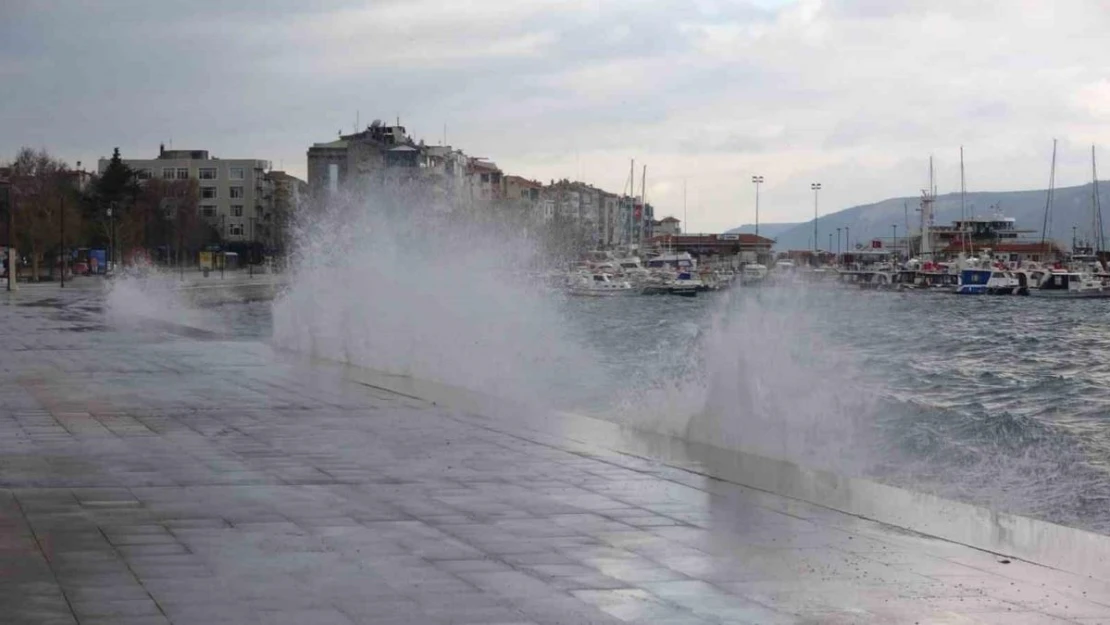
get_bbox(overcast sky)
[2,0,1108,231]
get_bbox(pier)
[2,285,1109,624]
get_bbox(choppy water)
[212,287,1110,534]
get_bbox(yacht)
[566,273,635,297]
[1028,271,1110,298]
[740,263,768,285]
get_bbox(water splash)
[271,190,604,407]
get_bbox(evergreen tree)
[94,147,138,205]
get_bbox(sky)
[2,0,1109,232]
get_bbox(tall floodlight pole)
[751,175,764,237]
[811,183,821,254]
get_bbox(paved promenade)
[2,287,1109,624]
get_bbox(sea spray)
[611,286,882,476]
[103,261,216,331]
[271,189,606,408]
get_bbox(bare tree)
[6,147,83,281]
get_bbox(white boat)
[668,271,702,297]
[1028,271,1110,298]
[566,273,635,297]
[740,263,768,285]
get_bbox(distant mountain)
[725,223,798,239]
[766,182,1110,251]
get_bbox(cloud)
[2,0,1110,231]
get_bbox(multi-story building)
[466,158,502,205]
[655,216,681,236]
[97,147,272,242]
[264,171,308,252]
[502,175,545,225]
[306,122,414,196]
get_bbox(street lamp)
[751,175,764,237]
[810,183,821,254]
[846,226,851,255]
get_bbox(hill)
[757,182,1110,251]
[724,223,798,239]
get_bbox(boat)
[739,263,768,286]
[1027,271,1110,298]
[566,273,635,297]
[667,271,702,297]
[956,268,1020,295]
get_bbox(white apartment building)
[99,147,272,242]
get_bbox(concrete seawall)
[339,363,1110,582]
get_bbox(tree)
[6,147,84,281]
[90,147,140,262]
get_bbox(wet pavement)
[2,286,1110,624]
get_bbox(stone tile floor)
[2,287,1109,624]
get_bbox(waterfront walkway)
[2,287,1109,624]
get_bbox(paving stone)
[1,286,1108,624]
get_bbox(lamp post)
[106,205,113,275]
[810,183,821,254]
[836,227,842,261]
[59,195,65,289]
[751,175,764,237]
[220,215,225,279]
[846,226,851,256]
[2,183,13,291]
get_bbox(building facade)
[98,147,272,242]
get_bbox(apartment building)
[99,147,272,242]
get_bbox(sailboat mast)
[920,156,935,259]
[1041,139,1057,250]
[639,165,647,246]
[1093,145,1104,253]
[960,146,967,254]
[683,179,688,235]
[630,159,635,249]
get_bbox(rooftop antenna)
[443,123,447,146]
[356,110,360,132]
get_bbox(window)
[229,186,244,199]
[480,173,490,183]
[162,168,175,179]
[201,206,216,217]
[176,168,189,180]
[200,186,217,199]
[198,168,217,180]
[229,167,245,180]
[229,224,243,236]
[136,169,152,180]
[231,205,243,217]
